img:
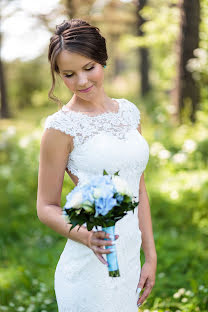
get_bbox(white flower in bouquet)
[112,175,133,196]
[65,191,83,209]
[93,188,102,198]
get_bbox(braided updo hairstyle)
[48,18,108,105]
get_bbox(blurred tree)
[62,0,78,18]
[135,0,150,96]
[0,0,13,118]
[6,55,50,110]
[173,0,200,123]
[62,0,97,19]
[0,36,9,118]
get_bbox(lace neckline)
[61,98,122,118]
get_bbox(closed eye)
[64,67,95,78]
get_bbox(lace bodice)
[44,98,149,201]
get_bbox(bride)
[37,18,157,311]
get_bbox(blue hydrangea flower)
[94,195,117,217]
[64,174,117,213]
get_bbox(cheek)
[62,77,74,89]
[91,67,104,82]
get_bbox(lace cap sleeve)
[125,99,141,127]
[44,111,76,136]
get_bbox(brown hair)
[48,18,108,106]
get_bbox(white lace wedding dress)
[44,98,149,312]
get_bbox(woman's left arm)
[136,124,157,307]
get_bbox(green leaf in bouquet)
[122,194,131,203]
[103,169,109,175]
[86,222,94,231]
[114,171,120,176]
[82,203,94,213]
[68,219,78,232]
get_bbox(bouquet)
[63,170,139,277]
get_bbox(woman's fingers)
[89,231,119,265]
[93,238,114,247]
[95,253,108,265]
[137,284,153,306]
[93,245,113,254]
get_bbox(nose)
[77,72,88,87]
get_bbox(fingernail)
[136,287,141,295]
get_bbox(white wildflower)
[185,290,194,296]
[172,152,187,164]
[194,48,207,59]
[9,302,15,307]
[26,303,35,312]
[182,140,197,153]
[44,299,52,304]
[178,288,186,295]
[170,190,179,200]
[2,126,16,139]
[1,166,11,178]
[158,272,165,278]
[19,136,31,148]
[167,104,177,114]
[150,142,164,156]
[32,279,38,285]
[157,113,165,122]
[181,297,188,303]
[173,292,181,298]
[158,149,171,160]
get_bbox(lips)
[79,85,93,92]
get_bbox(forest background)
[0,0,208,311]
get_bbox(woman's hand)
[87,230,119,265]
[136,258,157,307]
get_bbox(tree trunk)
[135,0,150,96]
[173,0,200,123]
[0,50,10,118]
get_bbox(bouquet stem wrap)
[102,225,120,277]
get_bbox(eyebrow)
[62,61,94,73]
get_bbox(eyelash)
[64,66,95,78]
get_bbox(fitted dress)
[44,98,150,312]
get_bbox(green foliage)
[0,95,208,311]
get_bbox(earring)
[103,65,107,68]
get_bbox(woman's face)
[56,50,104,99]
